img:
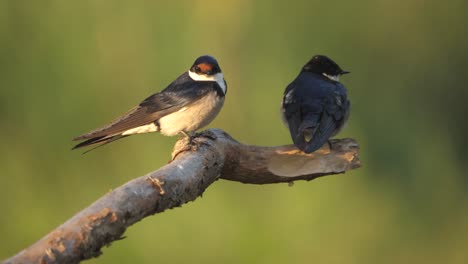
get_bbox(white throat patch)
[188,71,226,94]
[323,73,340,82]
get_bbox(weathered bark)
[4,129,360,264]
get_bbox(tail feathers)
[295,123,321,154]
[297,115,337,154]
[72,134,128,154]
[295,119,325,154]
[302,134,327,153]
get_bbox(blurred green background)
[1,0,468,263]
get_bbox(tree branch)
[3,129,360,264]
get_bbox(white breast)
[158,92,224,136]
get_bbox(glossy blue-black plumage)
[282,57,350,153]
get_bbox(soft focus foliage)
[1,1,468,263]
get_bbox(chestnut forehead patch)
[197,63,213,72]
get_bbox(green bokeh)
[1,1,468,263]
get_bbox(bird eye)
[195,66,201,72]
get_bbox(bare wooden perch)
[4,129,360,264]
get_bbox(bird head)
[188,55,227,94]
[190,55,222,76]
[303,55,349,82]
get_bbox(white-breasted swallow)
[73,55,227,151]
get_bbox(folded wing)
[75,81,220,140]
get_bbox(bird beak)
[341,70,350,75]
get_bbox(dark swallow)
[72,55,227,152]
[281,55,350,153]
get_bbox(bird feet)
[327,139,339,151]
[171,130,217,160]
[198,130,217,141]
[180,130,217,145]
